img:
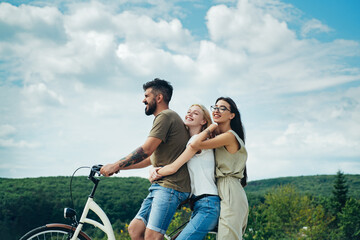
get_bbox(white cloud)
[115,41,195,77]
[0,2,65,43]
[0,3,62,29]
[0,125,41,148]
[113,12,197,54]
[201,0,360,98]
[273,121,359,154]
[23,83,64,106]
[0,138,41,148]
[206,0,296,54]
[0,0,359,179]
[0,125,16,137]
[301,18,332,37]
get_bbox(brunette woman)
[191,97,248,240]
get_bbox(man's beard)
[145,99,157,116]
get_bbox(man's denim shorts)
[135,183,190,234]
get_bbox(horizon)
[2,170,359,182]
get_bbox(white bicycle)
[19,165,216,240]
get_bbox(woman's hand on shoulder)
[190,123,218,149]
[209,123,219,137]
[209,123,218,131]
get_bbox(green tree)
[299,203,335,239]
[249,185,334,240]
[338,198,360,240]
[262,185,312,238]
[244,204,268,240]
[332,170,349,213]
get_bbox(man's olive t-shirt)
[149,109,190,192]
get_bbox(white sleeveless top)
[186,134,218,196]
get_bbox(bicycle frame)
[65,165,185,240]
[21,165,197,240]
[70,197,116,240]
[66,165,116,240]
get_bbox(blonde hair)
[190,104,212,131]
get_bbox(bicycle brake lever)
[91,164,103,172]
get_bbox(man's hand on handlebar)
[100,163,120,177]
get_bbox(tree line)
[244,171,360,239]
[1,171,359,239]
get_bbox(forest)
[1,171,359,240]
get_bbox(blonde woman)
[149,104,220,240]
[191,97,248,240]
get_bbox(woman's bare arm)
[191,124,236,151]
[160,124,226,176]
[157,144,197,176]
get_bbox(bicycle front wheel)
[20,223,91,240]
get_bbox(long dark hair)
[216,97,247,187]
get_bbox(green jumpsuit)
[215,130,248,239]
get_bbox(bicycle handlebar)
[87,165,104,195]
[89,164,103,179]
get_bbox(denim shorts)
[135,183,190,234]
[176,195,220,240]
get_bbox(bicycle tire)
[19,223,91,240]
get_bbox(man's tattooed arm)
[118,147,149,169]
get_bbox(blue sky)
[0,0,359,180]
[283,0,360,40]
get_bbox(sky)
[0,0,359,181]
